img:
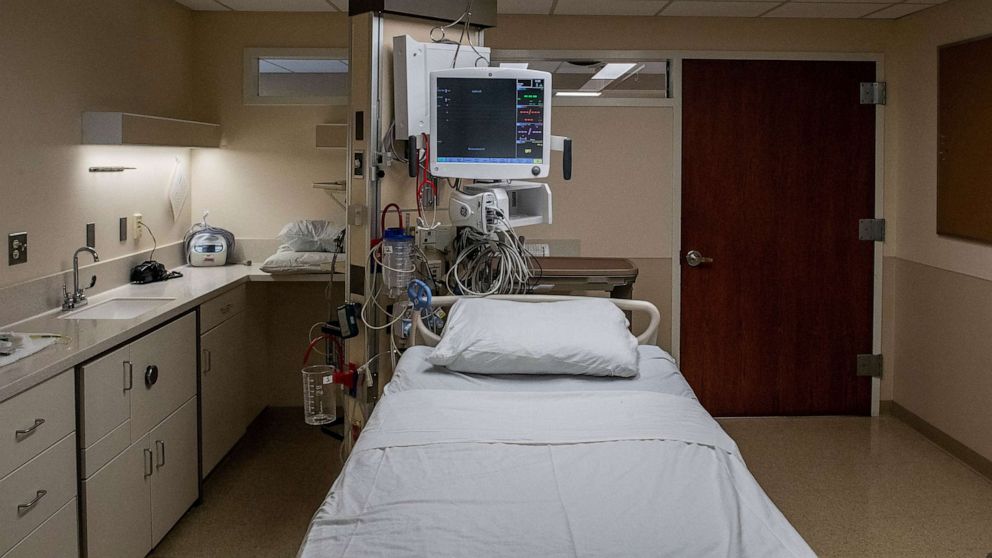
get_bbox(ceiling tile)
[221,0,337,11]
[662,1,780,17]
[498,0,553,14]
[173,0,231,10]
[554,0,667,16]
[763,2,891,18]
[863,3,935,18]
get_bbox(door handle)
[17,489,47,515]
[15,418,45,441]
[202,349,211,373]
[155,440,166,468]
[144,448,153,477]
[685,250,714,267]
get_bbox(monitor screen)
[434,77,546,166]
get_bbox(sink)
[60,297,175,320]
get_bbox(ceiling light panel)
[662,1,780,18]
[592,63,638,81]
[497,0,554,14]
[221,0,337,11]
[555,0,667,16]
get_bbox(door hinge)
[857,354,883,378]
[860,82,887,105]
[859,218,886,241]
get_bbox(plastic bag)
[277,220,345,253]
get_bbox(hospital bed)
[299,295,814,557]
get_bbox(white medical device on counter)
[185,211,235,267]
[188,232,229,266]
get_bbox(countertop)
[0,265,340,403]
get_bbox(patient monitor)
[429,68,552,180]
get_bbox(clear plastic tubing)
[382,228,414,298]
[301,365,337,426]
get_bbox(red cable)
[380,203,403,236]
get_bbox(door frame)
[671,51,885,417]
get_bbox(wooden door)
[83,435,152,558]
[201,311,248,476]
[680,59,876,416]
[150,397,199,547]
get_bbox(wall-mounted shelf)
[82,112,221,148]
[316,124,348,149]
[313,181,346,191]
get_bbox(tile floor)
[151,410,992,557]
[720,416,992,558]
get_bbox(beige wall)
[885,0,992,462]
[0,0,195,291]
[189,12,350,241]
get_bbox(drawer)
[0,371,75,479]
[0,434,76,556]
[200,285,247,333]
[1,498,78,558]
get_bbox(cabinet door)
[201,311,248,475]
[130,313,197,442]
[150,397,198,547]
[79,345,131,449]
[83,435,151,558]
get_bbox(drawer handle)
[155,440,166,468]
[15,418,45,440]
[203,349,212,373]
[17,489,47,515]
[143,448,153,477]
[123,360,134,392]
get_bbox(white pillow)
[260,250,341,274]
[428,298,639,377]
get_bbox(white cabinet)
[83,400,198,558]
[150,399,198,547]
[201,311,248,475]
[80,312,199,558]
[200,286,253,476]
[2,499,79,558]
[130,315,198,443]
[0,371,77,557]
[82,436,152,558]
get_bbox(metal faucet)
[62,247,100,311]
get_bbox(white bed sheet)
[299,348,814,558]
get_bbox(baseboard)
[882,400,992,482]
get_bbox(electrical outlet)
[133,213,143,240]
[86,223,96,248]
[119,217,128,242]
[7,232,27,265]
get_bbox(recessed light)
[592,63,637,81]
[555,91,602,97]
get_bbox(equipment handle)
[407,136,418,178]
[562,138,572,181]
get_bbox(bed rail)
[411,295,661,347]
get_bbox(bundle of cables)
[445,210,540,296]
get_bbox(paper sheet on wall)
[168,156,189,221]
